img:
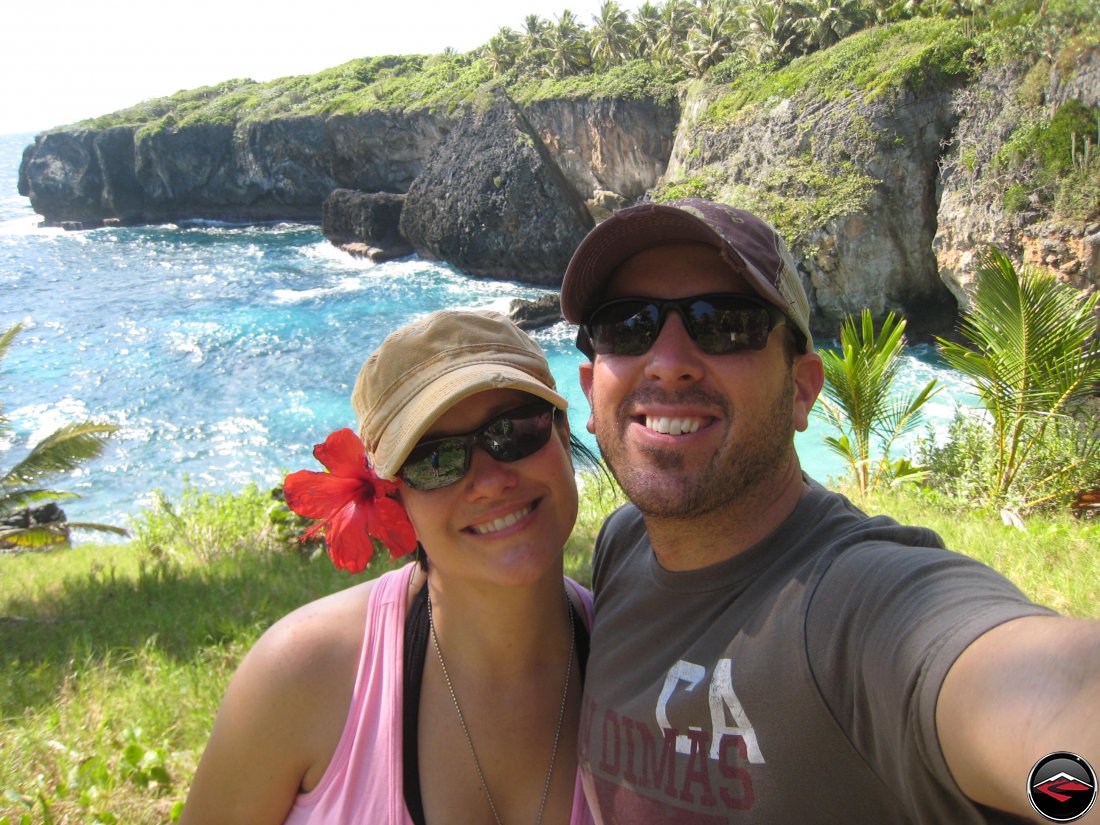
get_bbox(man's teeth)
[473,505,532,535]
[645,416,703,435]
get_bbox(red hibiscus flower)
[283,428,417,573]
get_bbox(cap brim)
[370,364,568,480]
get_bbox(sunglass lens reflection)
[401,404,555,491]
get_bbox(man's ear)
[791,351,824,433]
[579,361,597,435]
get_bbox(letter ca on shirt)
[583,658,764,814]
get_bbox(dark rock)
[508,294,563,330]
[400,91,594,287]
[339,243,409,262]
[322,190,413,260]
[19,131,106,226]
[19,112,455,227]
[0,503,70,551]
[60,221,85,231]
[1,502,66,529]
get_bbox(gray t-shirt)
[580,479,1054,824]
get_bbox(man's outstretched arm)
[937,615,1100,823]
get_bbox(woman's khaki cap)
[352,309,567,480]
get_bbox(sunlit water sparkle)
[0,132,974,537]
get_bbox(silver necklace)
[427,591,575,825]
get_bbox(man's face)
[578,242,821,519]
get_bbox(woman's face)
[399,388,579,589]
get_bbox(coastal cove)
[1,132,973,534]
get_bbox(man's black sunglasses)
[398,402,559,491]
[577,293,795,358]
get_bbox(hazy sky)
[2,0,616,136]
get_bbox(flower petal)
[367,495,418,558]
[284,470,364,520]
[325,499,378,573]
[312,428,369,479]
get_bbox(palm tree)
[741,0,811,64]
[631,1,666,60]
[589,0,635,70]
[544,10,592,78]
[819,310,940,498]
[937,246,1100,508]
[799,0,871,52]
[518,13,552,70]
[864,0,916,23]
[653,0,699,65]
[682,2,737,76]
[483,27,521,76]
[0,323,126,549]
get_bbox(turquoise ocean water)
[1,132,971,534]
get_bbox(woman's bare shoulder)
[178,575,391,824]
[248,576,381,686]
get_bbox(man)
[560,198,1099,824]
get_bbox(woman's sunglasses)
[578,293,795,358]
[398,402,559,491]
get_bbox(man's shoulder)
[799,478,947,554]
[603,500,644,530]
[592,502,649,578]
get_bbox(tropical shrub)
[918,406,1099,512]
[934,246,1100,511]
[130,481,302,563]
[818,309,939,498]
[0,323,125,550]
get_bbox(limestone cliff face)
[16,32,1099,330]
[399,94,594,285]
[523,97,680,216]
[18,112,454,225]
[934,48,1100,308]
[666,84,962,336]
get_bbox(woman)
[180,309,597,825]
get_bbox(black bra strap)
[401,585,589,824]
[402,584,430,825]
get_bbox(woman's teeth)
[472,504,533,535]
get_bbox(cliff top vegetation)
[67,0,1096,137]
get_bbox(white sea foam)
[8,398,92,446]
[301,240,381,268]
[0,213,47,236]
[272,276,368,304]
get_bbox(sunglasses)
[578,293,794,358]
[398,402,559,491]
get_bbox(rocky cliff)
[398,91,594,285]
[17,20,1099,341]
[18,110,451,225]
[934,45,1100,307]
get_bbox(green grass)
[854,487,1100,618]
[701,18,975,127]
[1,480,1094,823]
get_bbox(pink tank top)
[283,563,595,825]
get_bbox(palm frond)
[0,488,80,515]
[0,323,23,360]
[935,245,1100,506]
[818,309,935,495]
[1,422,118,488]
[0,523,70,549]
[65,522,129,538]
